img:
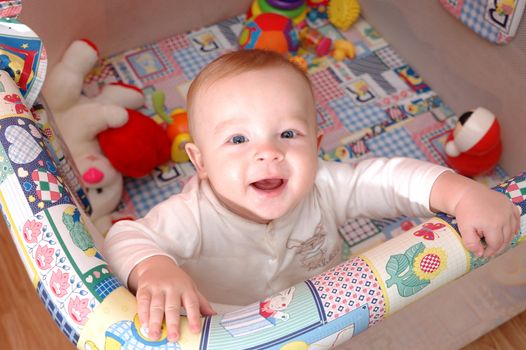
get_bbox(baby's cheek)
[295,158,318,188]
[212,166,245,196]
[223,166,245,185]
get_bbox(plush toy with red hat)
[42,39,170,233]
[444,107,502,177]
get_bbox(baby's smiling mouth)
[251,178,286,191]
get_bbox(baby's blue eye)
[231,135,248,144]
[281,130,296,139]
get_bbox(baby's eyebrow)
[285,115,313,129]
[213,118,245,134]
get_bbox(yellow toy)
[168,109,192,163]
[332,39,356,61]
[152,91,192,163]
[328,0,361,31]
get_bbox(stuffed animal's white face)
[76,153,123,221]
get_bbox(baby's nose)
[255,143,284,162]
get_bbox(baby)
[104,49,520,342]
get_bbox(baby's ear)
[185,143,207,179]
[316,130,324,151]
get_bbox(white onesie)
[104,157,448,306]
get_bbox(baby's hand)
[129,255,216,342]
[431,171,521,258]
[454,185,520,258]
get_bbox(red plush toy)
[444,107,502,177]
[98,109,171,178]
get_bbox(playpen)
[1,0,526,349]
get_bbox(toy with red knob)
[152,90,193,163]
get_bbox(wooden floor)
[462,312,526,350]
[1,219,525,350]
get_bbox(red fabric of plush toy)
[98,109,171,178]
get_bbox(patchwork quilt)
[82,15,507,256]
[440,0,526,44]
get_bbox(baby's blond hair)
[186,49,315,139]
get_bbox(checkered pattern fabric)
[172,47,219,80]
[328,96,388,133]
[507,179,526,203]
[419,253,441,273]
[5,125,40,164]
[310,257,385,325]
[125,175,187,217]
[441,0,526,43]
[316,102,335,130]
[31,168,64,202]
[94,275,121,300]
[310,69,345,104]
[37,281,79,344]
[460,0,500,43]
[366,127,427,160]
[112,60,142,87]
[411,118,453,166]
[161,33,191,51]
[84,59,119,84]
[339,217,380,246]
[375,46,405,69]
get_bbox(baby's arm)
[429,171,521,257]
[128,255,215,342]
[104,180,214,342]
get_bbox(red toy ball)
[239,13,300,54]
[444,107,502,177]
[98,109,171,178]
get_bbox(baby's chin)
[232,203,292,224]
[245,199,303,224]
[215,196,274,224]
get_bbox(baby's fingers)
[136,289,152,332]
[496,208,521,252]
[147,292,166,340]
[482,227,504,258]
[183,292,202,334]
[164,296,182,342]
[197,291,216,316]
[460,226,485,257]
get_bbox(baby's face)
[187,66,321,223]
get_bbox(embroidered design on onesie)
[287,222,339,271]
